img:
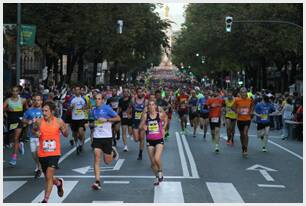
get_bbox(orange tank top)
[38,117,61,157]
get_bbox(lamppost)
[16,3,21,85]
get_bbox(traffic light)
[225,16,233,32]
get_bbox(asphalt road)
[3,113,303,203]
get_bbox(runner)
[90,93,120,190]
[107,88,121,147]
[32,101,69,203]
[22,93,44,178]
[206,91,224,153]
[224,90,237,146]
[232,87,254,157]
[155,90,171,139]
[118,88,133,152]
[69,85,87,155]
[3,86,28,166]
[176,89,189,133]
[198,90,210,139]
[254,95,276,152]
[131,87,147,160]
[139,99,168,186]
[188,90,199,137]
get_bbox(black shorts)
[200,112,209,119]
[71,119,86,132]
[226,117,237,122]
[189,112,199,120]
[91,138,113,154]
[178,110,188,118]
[39,155,60,174]
[237,120,251,131]
[121,118,132,126]
[7,120,23,132]
[210,120,221,130]
[257,123,270,130]
[112,121,121,128]
[132,119,141,129]
[146,138,164,147]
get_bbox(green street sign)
[20,25,36,46]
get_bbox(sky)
[156,3,188,31]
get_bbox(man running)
[118,88,133,151]
[107,88,121,147]
[22,93,44,178]
[139,99,168,186]
[70,85,87,155]
[3,86,28,166]
[224,90,237,146]
[131,87,148,160]
[176,89,189,133]
[32,101,69,203]
[90,93,120,190]
[188,90,199,137]
[206,91,224,153]
[198,90,210,139]
[232,87,254,157]
[254,95,275,152]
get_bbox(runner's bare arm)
[58,118,69,137]
[139,112,148,131]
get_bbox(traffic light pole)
[16,3,21,85]
[233,20,302,29]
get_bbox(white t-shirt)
[70,96,87,120]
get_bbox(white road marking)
[92,201,124,203]
[32,180,78,203]
[103,181,130,184]
[206,182,244,203]
[246,164,277,172]
[175,132,190,177]
[58,138,90,164]
[268,140,303,160]
[4,175,197,179]
[259,170,275,182]
[154,182,184,203]
[257,184,286,188]
[113,159,125,170]
[3,181,27,199]
[181,134,200,178]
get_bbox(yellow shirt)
[225,99,237,119]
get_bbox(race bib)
[180,104,186,109]
[122,111,128,118]
[148,121,159,134]
[94,120,104,127]
[239,107,249,115]
[191,106,197,112]
[211,117,219,123]
[261,114,268,121]
[42,139,56,152]
[9,123,19,130]
[135,111,142,120]
[75,109,83,115]
[111,102,119,109]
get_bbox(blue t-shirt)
[255,102,275,124]
[198,97,209,113]
[91,104,117,120]
[23,107,43,138]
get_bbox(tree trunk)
[93,58,98,87]
[66,53,79,84]
[77,55,84,83]
[53,56,59,84]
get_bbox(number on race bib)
[261,114,268,121]
[135,111,142,120]
[42,139,56,152]
[9,123,19,130]
[122,112,128,118]
[148,121,159,134]
[211,117,219,123]
[240,108,249,115]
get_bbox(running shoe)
[193,134,196,138]
[137,153,142,160]
[19,142,25,155]
[69,139,74,146]
[57,178,64,197]
[203,133,206,139]
[76,146,80,155]
[215,145,219,153]
[34,169,42,178]
[79,145,83,153]
[123,145,128,152]
[158,171,164,182]
[242,150,248,158]
[226,140,230,145]
[40,199,47,203]
[9,156,17,166]
[112,146,119,161]
[153,177,159,186]
[92,181,102,190]
[262,147,267,152]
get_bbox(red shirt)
[206,97,224,118]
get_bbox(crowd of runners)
[3,79,303,203]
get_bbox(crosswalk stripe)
[92,201,124,203]
[4,181,27,199]
[154,181,184,203]
[206,182,244,203]
[31,180,78,203]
